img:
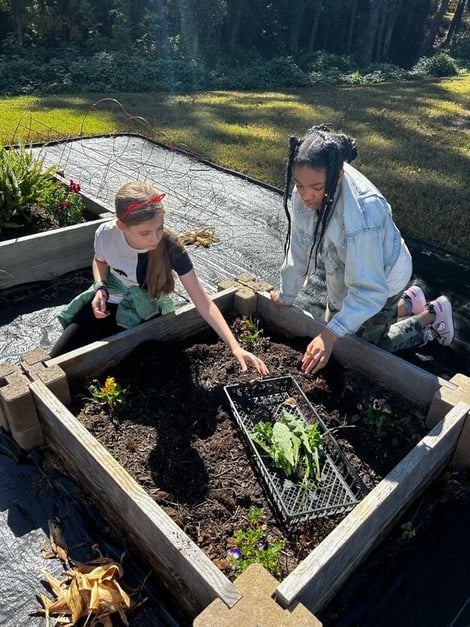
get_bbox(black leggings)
[50,302,122,357]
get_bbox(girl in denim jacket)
[271,125,454,374]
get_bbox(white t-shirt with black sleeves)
[94,219,193,304]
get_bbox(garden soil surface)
[68,323,428,581]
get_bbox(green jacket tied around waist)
[57,273,175,330]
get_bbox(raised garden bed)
[0,174,113,289]
[11,289,469,622]
[65,330,426,580]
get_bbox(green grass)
[1,75,469,257]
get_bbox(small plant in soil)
[232,315,270,351]
[351,396,418,446]
[43,179,86,226]
[250,407,324,484]
[86,376,128,412]
[226,507,284,579]
[0,142,59,231]
[400,520,416,541]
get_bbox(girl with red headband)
[50,181,269,376]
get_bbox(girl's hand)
[232,347,270,376]
[91,292,109,318]
[301,329,338,375]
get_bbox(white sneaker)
[426,295,455,346]
[403,285,426,315]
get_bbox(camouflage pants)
[325,292,425,353]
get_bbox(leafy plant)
[87,376,128,411]
[400,521,416,541]
[226,507,283,578]
[250,409,324,484]
[232,315,270,351]
[0,143,59,231]
[44,179,86,226]
[351,397,416,446]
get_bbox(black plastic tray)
[224,376,368,523]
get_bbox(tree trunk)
[307,1,323,54]
[12,0,24,47]
[360,0,382,66]
[419,0,450,56]
[346,0,359,54]
[381,0,403,60]
[442,0,468,48]
[289,0,307,57]
[229,6,241,51]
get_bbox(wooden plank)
[275,401,470,614]
[48,288,237,383]
[0,217,110,289]
[256,291,455,408]
[30,379,241,619]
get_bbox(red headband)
[119,193,166,222]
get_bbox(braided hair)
[283,124,357,271]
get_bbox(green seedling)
[232,315,270,350]
[87,376,128,411]
[250,409,324,483]
[226,507,283,578]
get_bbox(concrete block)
[218,279,238,292]
[0,363,20,381]
[11,422,45,450]
[427,374,470,428]
[0,373,40,432]
[193,564,320,626]
[26,362,71,405]
[234,288,258,317]
[20,347,50,366]
[0,363,21,430]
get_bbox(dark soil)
[68,323,428,581]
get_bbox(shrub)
[263,56,310,88]
[411,52,459,77]
[450,32,470,61]
[0,144,59,231]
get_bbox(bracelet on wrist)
[93,281,108,297]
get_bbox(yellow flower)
[102,377,116,395]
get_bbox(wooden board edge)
[47,288,237,381]
[30,378,241,617]
[274,401,470,613]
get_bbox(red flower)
[69,180,81,193]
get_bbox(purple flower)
[227,548,243,561]
[356,402,363,412]
[257,537,269,551]
[373,398,386,409]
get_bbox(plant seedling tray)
[224,376,368,523]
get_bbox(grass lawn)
[1,74,469,257]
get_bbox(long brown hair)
[146,229,184,298]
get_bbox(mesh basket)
[224,376,368,524]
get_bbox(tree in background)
[0,0,468,67]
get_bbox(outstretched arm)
[180,269,269,375]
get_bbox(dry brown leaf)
[37,558,134,625]
[65,576,87,624]
[178,226,219,247]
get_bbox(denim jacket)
[278,163,405,338]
